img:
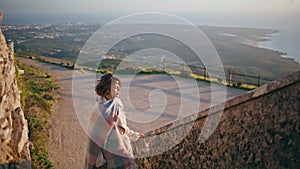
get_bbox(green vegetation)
[16,60,59,169]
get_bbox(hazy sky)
[1,0,300,14]
[0,0,300,25]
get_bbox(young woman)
[85,73,144,169]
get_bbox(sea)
[259,27,300,63]
[2,12,300,64]
[186,13,300,64]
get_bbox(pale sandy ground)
[18,57,246,169]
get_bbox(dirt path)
[17,57,246,169]
[18,57,87,169]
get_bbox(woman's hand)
[105,120,116,127]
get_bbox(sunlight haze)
[1,0,299,15]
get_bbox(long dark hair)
[95,73,120,97]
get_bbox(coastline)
[257,30,300,64]
[258,31,287,56]
[203,26,300,79]
[258,31,279,49]
[242,30,278,48]
[241,30,297,62]
[212,26,284,55]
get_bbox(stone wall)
[0,11,31,167]
[134,71,300,168]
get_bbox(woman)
[85,73,144,169]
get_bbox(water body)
[259,26,300,63]
[186,13,300,64]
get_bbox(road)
[18,57,246,169]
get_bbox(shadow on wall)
[0,161,31,169]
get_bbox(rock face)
[0,11,31,166]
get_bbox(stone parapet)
[134,71,300,168]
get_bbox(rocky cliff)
[0,11,31,167]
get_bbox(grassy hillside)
[17,61,59,169]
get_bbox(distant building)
[102,55,116,59]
